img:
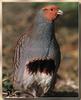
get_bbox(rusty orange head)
[42,5,63,22]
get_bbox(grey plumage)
[13,5,62,97]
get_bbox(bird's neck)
[32,21,55,40]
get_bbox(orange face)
[42,5,63,22]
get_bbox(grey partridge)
[13,5,63,97]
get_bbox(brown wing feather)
[13,25,33,82]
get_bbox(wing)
[13,32,28,69]
[13,27,32,85]
[13,25,33,70]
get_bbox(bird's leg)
[22,90,37,98]
[47,70,58,93]
[51,73,57,90]
[32,89,37,98]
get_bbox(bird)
[13,5,63,97]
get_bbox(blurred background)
[2,2,78,97]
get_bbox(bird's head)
[41,5,63,22]
[35,5,63,24]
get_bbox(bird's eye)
[50,9,53,11]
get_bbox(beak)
[57,10,63,15]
